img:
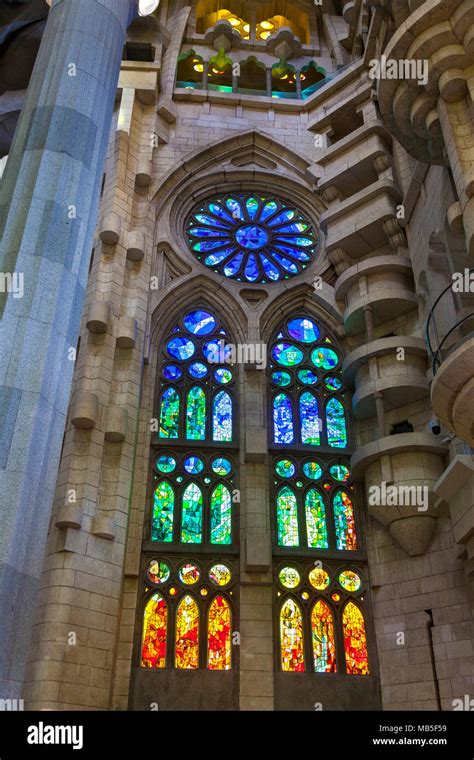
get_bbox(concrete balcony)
[334,255,417,335]
[320,179,402,259]
[431,335,474,446]
[342,336,429,418]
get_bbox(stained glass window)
[142,593,167,668]
[175,594,200,669]
[269,315,356,551]
[141,560,235,671]
[151,309,237,547]
[187,193,318,283]
[280,598,305,671]
[343,602,369,675]
[276,563,368,674]
[312,600,336,673]
[208,596,232,670]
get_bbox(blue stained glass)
[213,391,232,442]
[184,456,204,474]
[184,310,217,335]
[187,194,317,283]
[163,364,182,380]
[270,252,298,273]
[303,461,323,480]
[224,252,244,277]
[167,337,195,361]
[195,214,230,228]
[205,247,236,266]
[156,455,177,473]
[188,362,208,379]
[214,368,233,384]
[324,375,343,391]
[273,393,294,444]
[273,244,311,262]
[203,339,231,363]
[326,398,347,448]
[236,225,269,249]
[260,255,280,281]
[287,318,320,343]
[300,392,321,445]
[244,254,259,281]
[212,457,232,475]
[272,342,303,366]
[298,368,318,385]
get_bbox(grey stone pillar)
[0,0,137,697]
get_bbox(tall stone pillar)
[0,0,137,697]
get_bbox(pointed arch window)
[141,559,236,671]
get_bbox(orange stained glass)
[207,595,231,670]
[311,600,337,673]
[175,594,199,669]
[280,598,305,672]
[141,593,167,668]
[343,601,369,675]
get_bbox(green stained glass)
[181,483,203,543]
[272,370,292,387]
[300,391,321,445]
[329,463,350,481]
[212,457,232,476]
[333,491,357,550]
[275,459,296,478]
[311,346,339,370]
[156,455,176,473]
[302,461,322,480]
[326,398,347,448]
[272,342,303,367]
[212,391,233,442]
[159,388,180,438]
[186,386,206,440]
[297,368,318,385]
[210,484,232,544]
[279,566,301,589]
[305,488,328,548]
[277,486,299,547]
[339,570,361,592]
[152,481,175,542]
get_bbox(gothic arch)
[260,283,343,346]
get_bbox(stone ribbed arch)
[149,274,248,350]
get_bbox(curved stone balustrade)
[334,255,417,334]
[342,336,429,418]
[431,335,474,446]
[351,432,447,555]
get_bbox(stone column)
[0,0,137,697]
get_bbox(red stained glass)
[343,601,369,675]
[175,594,200,669]
[141,593,167,668]
[207,595,231,670]
[280,598,305,672]
[311,599,337,673]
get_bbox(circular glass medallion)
[324,375,343,391]
[287,317,320,343]
[235,224,269,249]
[309,567,330,590]
[211,457,232,476]
[311,347,339,370]
[147,560,170,585]
[183,456,204,475]
[156,455,177,473]
[297,368,318,385]
[272,342,303,367]
[271,370,292,387]
[202,339,230,362]
[178,563,200,585]
[339,570,361,592]
[279,566,301,589]
[183,310,217,336]
[188,362,208,379]
[329,463,351,482]
[166,337,195,361]
[302,461,323,480]
[209,564,232,587]
[275,459,296,478]
[162,364,182,380]
[214,367,233,384]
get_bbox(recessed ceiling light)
[138,0,160,16]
